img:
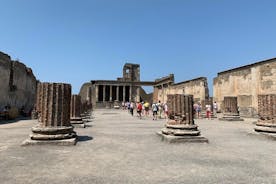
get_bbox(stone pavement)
[0,109,275,184]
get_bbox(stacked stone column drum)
[70,95,85,128]
[255,94,276,134]
[23,83,77,145]
[159,94,208,143]
[219,96,244,121]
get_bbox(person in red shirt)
[137,102,143,119]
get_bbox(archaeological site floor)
[0,109,275,184]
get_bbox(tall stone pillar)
[95,85,99,102]
[70,95,85,128]
[158,94,208,143]
[129,85,132,102]
[219,96,243,121]
[110,85,113,101]
[103,85,106,102]
[123,86,126,102]
[22,82,77,146]
[116,86,119,101]
[255,94,276,134]
[136,87,140,102]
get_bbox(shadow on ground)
[77,135,93,142]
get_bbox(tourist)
[144,101,150,116]
[213,101,218,117]
[157,100,162,119]
[152,103,158,120]
[163,103,168,119]
[137,102,143,119]
[121,101,125,110]
[196,103,201,119]
[130,102,134,116]
[206,104,211,120]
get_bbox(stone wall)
[154,76,209,103]
[0,52,37,113]
[213,58,276,117]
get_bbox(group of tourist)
[193,101,218,119]
[121,101,169,120]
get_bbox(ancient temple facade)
[213,58,276,117]
[79,63,154,108]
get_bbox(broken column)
[255,94,276,134]
[70,95,85,128]
[22,82,77,146]
[219,96,244,121]
[158,94,208,143]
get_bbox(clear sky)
[1,0,275,95]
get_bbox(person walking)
[137,102,143,119]
[152,103,158,120]
[213,101,218,117]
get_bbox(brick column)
[159,94,208,143]
[255,94,276,133]
[70,95,85,128]
[22,82,77,146]
[220,96,243,121]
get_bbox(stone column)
[110,85,113,101]
[116,86,119,101]
[255,94,276,134]
[95,85,99,102]
[70,95,85,128]
[123,86,126,102]
[220,96,243,121]
[23,82,77,146]
[103,85,106,102]
[158,94,208,143]
[224,96,238,114]
[129,85,132,102]
[136,87,140,102]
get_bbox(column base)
[22,125,78,146]
[157,132,208,143]
[22,137,77,146]
[219,113,244,121]
[255,121,276,134]
[71,117,86,128]
[157,121,208,143]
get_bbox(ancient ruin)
[214,58,276,117]
[153,75,209,104]
[255,94,276,134]
[0,51,37,118]
[219,96,244,121]
[158,94,208,143]
[70,95,85,128]
[79,63,154,109]
[22,82,77,146]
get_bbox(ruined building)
[153,74,209,103]
[79,63,154,108]
[0,51,37,113]
[213,58,276,117]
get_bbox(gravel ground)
[0,109,275,184]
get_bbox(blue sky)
[1,0,275,94]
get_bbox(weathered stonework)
[153,75,209,104]
[158,94,208,143]
[0,51,37,115]
[84,63,154,109]
[22,83,77,146]
[70,95,85,128]
[255,94,276,134]
[214,58,276,117]
[219,97,244,121]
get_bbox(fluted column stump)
[70,95,85,128]
[157,94,208,143]
[255,94,276,136]
[22,83,77,146]
[219,96,244,121]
